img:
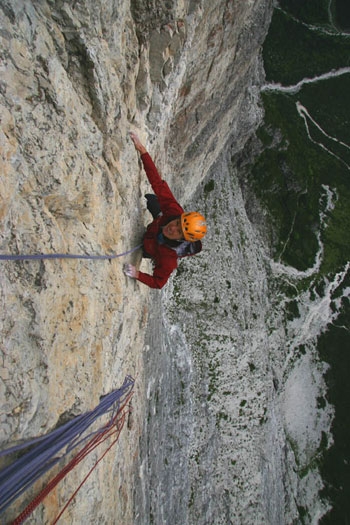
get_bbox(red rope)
[52,411,128,524]
[12,392,133,524]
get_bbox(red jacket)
[137,153,185,289]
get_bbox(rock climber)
[124,132,207,289]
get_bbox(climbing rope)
[51,417,127,525]
[13,389,133,525]
[0,376,135,522]
[0,244,142,262]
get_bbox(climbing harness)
[0,376,134,523]
[0,244,142,262]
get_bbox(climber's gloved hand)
[124,263,138,279]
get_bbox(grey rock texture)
[0,0,275,523]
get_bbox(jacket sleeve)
[141,153,184,216]
[137,254,178,289]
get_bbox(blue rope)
[0,244,142,262]
[0,375,134,515]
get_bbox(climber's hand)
[129,132,147,155]
[124,263,139,279]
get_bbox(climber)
[124,132,207,289]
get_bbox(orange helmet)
[181,212,207,241]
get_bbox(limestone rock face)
[0,0,272,523]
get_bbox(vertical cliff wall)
[0,0,272,523]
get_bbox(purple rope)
[0,376,134,515]
[0,245,142,261]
